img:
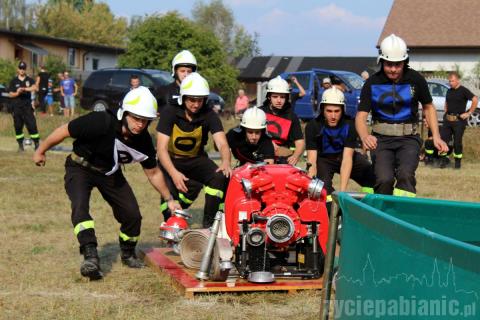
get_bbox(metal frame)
[320,191,367,320]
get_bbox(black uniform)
[359,67,431,196]
[260,102,303,162]
[65,110,157,253]
[227,127,275,166]
[156,104,227,227]
[156,82,180,111]
[8,75,40,147]
[155,81,203,220]
[441,85,475,164]
[37,71,50,113]
[305,117,374,208]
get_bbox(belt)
[372,122,418,137]
[70,153,108,174]
[445,114,459,122]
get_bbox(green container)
[334,193,480,319]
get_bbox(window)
[84,71,113,89]
[111,72,131,87]
[32,53,38,69]
[68,48,76,66]
[428,83,448,97]
[92,58,99,71]
[139,74,153,87]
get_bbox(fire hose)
[180,212,233,281]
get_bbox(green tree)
[0,58,17,85]
[0,0,36,31]
[33,2,127,47]
[41,55,69,86]
[192,0,260,59]
[119,12,238,102]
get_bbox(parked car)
[81,68,174,112]
[280,68,364,120]
[426,79,478,127]
[207,92,225,113]
[0,84,12,112]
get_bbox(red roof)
[378,0,480,48]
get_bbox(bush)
[0,58,17,86]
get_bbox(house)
[378,0,480,78]
[0,29,125,80]
[236,56,377,98]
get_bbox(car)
[207,92,225,113]
[426,79,478,127]
[0,84,12,112]
[280,68,364,120]
[80,68,174,112]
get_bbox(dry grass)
[0,112,479,319]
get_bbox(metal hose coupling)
[195,211,223,280]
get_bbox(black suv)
[81,68,174,111]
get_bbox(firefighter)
[306,87,374,212]
[156,72,231,228]
[356,34,448,196]
[260,76,305,165]
[8,61,40,151]
[156,50,203,221]
[438,71,478,169]
[33,87,181,280]
[157,49,198,111]
[227,106,275,166]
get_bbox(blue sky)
[32,0,395,56]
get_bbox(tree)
[192,0,260,59]
[33,2,127,47]
[0,0,35,31]
[0,58,17,85]
[119,12,239,102]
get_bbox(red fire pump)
[222,163,329,281]
[167,163,330,283]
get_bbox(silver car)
[427,79,479,127]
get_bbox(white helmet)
[241,107,267,129]
[171,50,197,76]
[266,76,290,94]
[377,34,408,64]
[321,87,345,106]
[178,72,210,105]
[117,86,158,120]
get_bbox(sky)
[105,0,394,57]
[30,0,395,56]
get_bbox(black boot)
[17,141,24,152]
[80,244,103,280]
[454,158,461,169]
[121,248,145,268]
[439,156,449,169]
[33,139,40,151]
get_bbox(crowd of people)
[26,33,476,281]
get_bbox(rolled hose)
[180,229,228,281]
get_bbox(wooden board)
[142,247,324,298]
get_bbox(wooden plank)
[142,247,324,298]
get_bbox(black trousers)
[165,156,227,227]
[12,102,39,143]
[37,90,47,113]
[441,120,466,158]
[64,160,142,251]
[159,164,203,221]
[371,135,422,196]
[316,152,375,196]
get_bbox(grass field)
[0,112,479,319]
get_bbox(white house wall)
[409,49,480,77]
[84,52,118,71]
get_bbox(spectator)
[286,76,306,109]
[60,71,78,118]
[361,70,370,80]
[234,89,249,117]
[35,65,50,115]
[322,77,332,90]
[130,74,141,90]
